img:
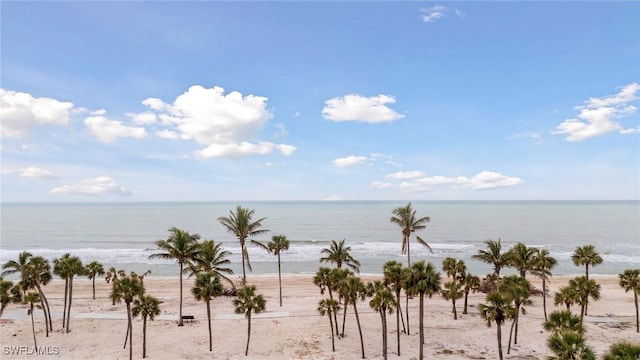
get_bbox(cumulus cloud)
[0,89,73,138]
[126,111,157,125]
[376,170,523,192]
[50,176,132,196]
[333,155,369,168]
[553,83,640,141]
[19,166,59,180]
[85,116,148,143]
[155,129,180,139]
[141,85,296,158]
[420,5,464,23]
[322,94,404,123]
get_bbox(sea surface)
[0,201,638,279]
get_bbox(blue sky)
[1,1,638,201]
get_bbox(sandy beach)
[1,273,637,359]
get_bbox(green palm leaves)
[233,284,266,356]
[479,291,517,360]
[618,268,640,333]
[132,294,161,359]
[320,239,361,273]
[191,272,223,352]
[390,202,432,267]
[471,239,511,278]
[405,261,441,360]
[571,245,603,280]
[268,235,290,306]
[85,261,105,300]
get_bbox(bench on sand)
[181,315,195,323]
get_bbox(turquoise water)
[0,201,638,277]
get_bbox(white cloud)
[155,129,179,139]
[553,83,640,141]
[322,94,404,123]
[127,111,157,125]
[620,127,640,135]
[507,132,542,144]
[333,155,369,167]
[19,166,58,180]
[454,171,524,190]
[142,85,295,158]
[50,176,132,196]
[85,116,148,143]
[420,5,464,23]
[0,89,73,138]
[370,181,393,189]
[386,170,424,180]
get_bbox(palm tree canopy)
[406,261,441,297]
[132,295,161,320]
[338,275,368,305]
[54,254,84,279]
[111,276,144,304]
[471,239,511,276]
[2,251,34,277]
[507,243,537,277]
[442,257,466,280]
[531,248,557,280]
[554,286,579,307]
[189,240,234,283]
[218,206,270,243]
[320,239,361,273]
[85,261,105,280]
[191,272,224,302]
[499,275,532,306]
[603,342,640,360]
[544,310,585,334]
[233,285,266,318]
[478,291,516,327]
[149,227,201,268]
[383,261,404,292]
[390,202,431,255]
[571,245,603,268]
[569,276,601,305]
[369,280,396,313]
[547,331,595,360]
[619,269,640,294]
[318,298,340,316]
[267,235,290,255]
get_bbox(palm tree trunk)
[406,292,410,335]
[31,308,37,348]
[463,289,469,315]
[241,242,247,286]
[419,293,424,360]
[395,291,401,356]
[207,299,212,351]
[127,303,133,360]
[178,262,184,326]
[66,276,73,333]
[35,282,52,332]
[341,298,348,337]
[507,317,515,354]
[634,291,639,333]
[124,321,129,348]
[278,253,283,307]
[407,240,411,268]
[514,306,519,344]
[143,316,147,358]
[92,277,96,300]
[381,310,388,360]
[542,276,548,321]
[452,297,457,320]
[585,265,589,315]
[353,302,365,359]
[39,298,49,337]
[245,312,251,356]
[328,288,339,336]
[62,278,68,329]
[329,311,335,352]
[497,323,503,360]
[580,302,586,325]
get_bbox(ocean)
[0,201,638,279]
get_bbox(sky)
[1,1,639,202]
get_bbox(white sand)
[1,274,637,359]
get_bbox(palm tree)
[619,269,640,333]
[478,291,516,360]
[54,253,84,333]
[320,239,361,272]
[554,285,578,311]
[111,275,144,360]
[191,272,223,352]
[547,331,595,360]
[390,202,432,268]
[0,277,21,318]
[267,235,290,307]
[339,275,368,359]
[569,276,601,324]
[318,298,340,352]
[442,257,466,282]
[314,267,340,336]
[405,260,441,360]
[369,280,396,360]
[85,261,105,300]
[507,243,536,279]
[333,268,355,337]
[442,281,463,320]
[400,266,413,335]
[462,273,481,315]
[189,239,234,288]
[571,245,603,280]
[132,294,161,359]
[383,260,405,355]
[531,248,557,321]
[218,205,270,285]
[105,267,125,306]
[24,291,41,348]
[543,310,585,335]
[471,239,511,278]
[233,285,267,356]
[499,275,531,354]
[149,226,201,326]
[602,341,640,360]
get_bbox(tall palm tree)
[333,268,354,337]
[471,239,511,278]
[233,284,266,356]
[149,226,201,326]
[369,280,396,360]
[546,331,595,360]
[507,243,536,279]
[531,248,557,321]
[383,261,405,355]
[132,294,161,359]
[218,206,270,285]
[105,267,125,306]
[111,275,144,360]
[554,285,578,311]
[602,341,640,360]
[571,245,603,280]
[442,281,463,320]
[405,260,441,360]
[24,291,41,348]
[0,278,21,318]
[267,235,290,307]
[189,239,234,287]
[54,253,84,333]
[390,202,432,268]
[499,275,531,354]
[318,298,340,352]
[569,276,601,324]
[462,273,481,315]
[191,272,223,352]
[618,268,640,333]
[320,239,361,272]
[314,267,340,336]
[543,310,585,335]
[478,291,516,360]
[85,261,105,300]
[339,275,368,359]
[442,257,466,282]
